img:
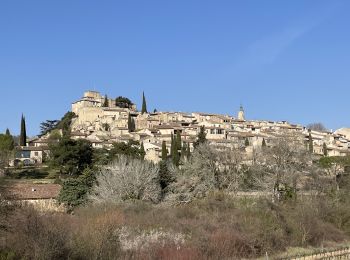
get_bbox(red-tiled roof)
[1,183,61,200]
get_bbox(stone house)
[1,182,63,212]
[12,146,46,166]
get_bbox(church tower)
[237,105,245,121]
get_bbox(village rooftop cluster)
[15,90,350,165]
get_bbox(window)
[34,152,39,156]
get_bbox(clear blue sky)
[1,0,349,136]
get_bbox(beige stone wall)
[30,150,43,164]
[74,107,103,125]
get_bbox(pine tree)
[140,142,145,160]
[103,95,109,107]
[308,132,313,153]
[323,142,328,156]
[141,91,147,114]
[194,126,207,147]
[20,114,27,146]
[262,138,266,148]
[5,128,10,136]
[161,141,168,160]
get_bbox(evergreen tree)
[0,133,14,151]
[153,108,157,113]
[103,94,109,107]
[128,114,135,132]
[20,114,27,146]
[176,131,182,151]
[0,133,15,169]
[141,91,147,114]
[172,146,180,166]
[186,143,191,159]
[140,142,146,160]
[57,111,76,137]
[194,126,207,147]
[5,128,10,136]
[181,142,187,159]
[323,142,328,156]
[170,133,180,166]
[308,132,313,153]
[115,96,133,108]
[102,123,110,131]
[170,133,174,157]
[159,160,173,191]
[245,138,250,147]
[39,120,59,136]
[49,137,93,175]
[161,140,168,160]
[262,138,266,148]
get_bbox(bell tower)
[237,105,245,121]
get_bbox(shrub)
[90,156,161,203]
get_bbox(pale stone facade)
[35,91,350,163]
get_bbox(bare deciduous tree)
[165,144,245,203]
[166,144,219,203]
[250,134,313,200]
[307,123,328,132]
[216,147,245,193]
[90,156,161,203]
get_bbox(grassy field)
[5,166,58,180]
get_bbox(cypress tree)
[141,91,147,114]
[170,133,174,157]
[5,128,10,136]
[159,160,169,190]
[172,146,180,166]
[103,95,109,107]
[128,114,135,132]
[176,131,182,151]
[323,142,328,156]
[170,133,179,166]
[245,138,249,147]
[181,142,186,159]
[194,126,207,147]
[308,132,313,153]
[20,114,27,146]
[186,143,191,159]
[140,142,145,160]
[161,141,168,160]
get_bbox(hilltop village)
[21,90,350,164]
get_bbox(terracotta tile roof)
[71,131,87,136]
[17,146,46,151]
[1,183,61,200]
[156,125,175,129]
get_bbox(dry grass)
[0,194,348,259]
